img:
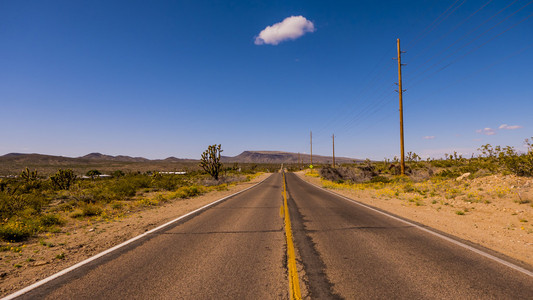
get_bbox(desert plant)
[200,144,223,180]
[50,169,77,190]
[0,220,35,242]
[0,192,44,221]
[86,169,101,179]
[112,170,125,177]
[20,168,39,182]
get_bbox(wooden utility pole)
[298,152,301,169]
[332,134,335,168]
[396,38,406,175]
[310,131,313,167]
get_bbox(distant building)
[159,171,187,175]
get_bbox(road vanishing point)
[7,173,533,299]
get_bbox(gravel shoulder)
[295,171,533,267]
[0,173,272,297]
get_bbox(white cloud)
[499,124,523,130]
[422,136,435,140]
[255,16,315,45]
[476,128,496,136]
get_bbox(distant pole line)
[310,131,313,167]
[332,134,335,168]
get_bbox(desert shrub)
[127,174,152,189]
[111,201,123,210]
[50,169,77,190]
[370,176,390,183]
[151,174,185,191]
[39,214,64,227]
[499,141,533,176]
[320,166,367,182]
[86,169,101,179]
[320,166,345,182]
[81,204,102,216]
[0,220,37,242]
[168,185,207,199]
[0,192,45,221]
[435,169,462,178]
[112,170,125,178]
[106,178,140,199]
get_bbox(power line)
[315,49,393,136]
[408,0,462,48]
[410,0,494,61]
[409,0,524,82]
[410,7,533,88]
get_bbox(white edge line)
[3,174,272,300]
[294,174,533,277]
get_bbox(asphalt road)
[285,172,533,299]
[18,173,287,299]
[13,172,533,299]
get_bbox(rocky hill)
[221,151,361,164]
[0,150,361,168]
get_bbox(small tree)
[200,144,223,180]
[50,169,77,190]
[86,169,101,179]
[20,168,39,182]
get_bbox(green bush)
[151,174,185,191]
[370,176,390,183]
[107,179,138,199]
[39,214,64,227]
[82,204,102,216]
[50,169,77,190]
[0,220,36,242]
[0,192,44,221]
[435,169,462,178]
[168,185,206,199]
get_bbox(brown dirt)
[296,171,533,267]
[0,173,272,297]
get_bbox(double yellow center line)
[282,172,301,300]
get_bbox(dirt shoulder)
[0,173,272,297]
[295,171,533,268]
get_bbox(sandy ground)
[0,173,272,297]
[295,171,533,268]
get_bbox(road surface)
[12,172,533,299]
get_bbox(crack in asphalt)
[286,189,343,300]
[296,225,415,233]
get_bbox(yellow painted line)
[282,172,302,300]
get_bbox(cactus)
[20,168,38,182]
[50,169,77,190]
[200,144,223,180]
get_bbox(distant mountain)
[221,151,361,164]
[162,156,198,162]
[0,151,361,165]
[0,153,78,164]
[80,153,149,162]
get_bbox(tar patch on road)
[286,192,343,300]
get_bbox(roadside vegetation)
[0,160,268,244]
[302,139,533,211]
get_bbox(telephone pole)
[298,152,301,169]
[395,38,406,175]
[310,131,313,167]
[332,134,335,168]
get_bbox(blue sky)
[1,0,532,160]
